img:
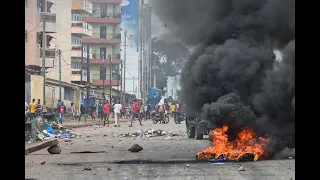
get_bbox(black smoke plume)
[152,0,295,157]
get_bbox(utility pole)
[123,30,127,103]
[102,54,105,100]
[86,46,90,115]
[120,59,123,102]
[109,54,112,103]
[41,0,47,105]
[80,43,84,104]
[133,76,135,97]
[58,49,62,100]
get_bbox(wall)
[30,75,44,102]
[47,0,72,83]
[25,0,40,66]
[45,85,81,109]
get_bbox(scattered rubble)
[238,167,245,171]
[128,144,143,152]
[71,151,106,154]
[40,161,46,165]
[119,129,179,138]
[83,167,91,171]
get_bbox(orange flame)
[197,124,270,161]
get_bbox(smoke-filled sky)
[152,0,295,157]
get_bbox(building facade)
[82,0,122,100]
[139,0,152,99]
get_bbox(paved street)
[25,118,295,180]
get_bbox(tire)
[152,118,158,124]
[164,115,170,124]
[195,124,204,140]
[174,117,181,124]
[187,125,195,138]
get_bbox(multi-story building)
[139,1,152,99]
[70,0,93,85]
[82,0,122,100]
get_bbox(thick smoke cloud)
[152,0,295,156]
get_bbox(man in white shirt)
[113,101,122,127]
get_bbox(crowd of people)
[25,97,181,127]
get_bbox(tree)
[151,37,190,95]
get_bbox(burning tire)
[187,125,195,138]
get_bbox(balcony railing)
[91,33,121,39]
[40,48,56,58]
[91,53,120,59]
[82,11,121,19]
[71,21,92,36]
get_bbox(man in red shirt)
[103,100,111,127]
[129,99,142,127]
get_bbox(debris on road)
[210,158,228,163]
[186,164,190,167]
[25,139,59,155]
[128,144,143,152]
[71,151,106,154]
[119,129,180,138]
[107,167,111,171]
[40,161,46,165]
[83,167,91,171]
[238,166,245,171]
[47,145,62,154]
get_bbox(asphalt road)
[25,118,295,180]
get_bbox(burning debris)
[197,125,270,161]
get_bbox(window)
[100,47,106,59]
[100,26,106,39]
[71,36,82,46]
[71,59,81,69]
[100,5,107,18]
[72,14,81,22]
[64,87,73,101]
[100,67,107,80]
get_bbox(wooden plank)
[25,139,59,155]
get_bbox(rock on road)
[25,118,295,180]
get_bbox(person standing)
[103,100,111,127]
[113,101,122,127]
[139,104,144,122]
[29,99,36,119]
[78,104,85,122]
[159,104,164,124]
[98,102,103,120]
[90,102,96,120]
[129,99,142,127]
[59,101,66,124]
[36,99,42,117]
[57,100,62,113]
[121,102,126,118]
[70,103,76,121]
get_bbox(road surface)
[25,118,295,180]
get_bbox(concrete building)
[138,0,152,99]
[82,0,122,100]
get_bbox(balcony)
[82,53,121,64]
[82,33,121,44]
[92,73,121,86]
[39,48,56,68]
[72,0,92,14]
[89,0,122,4]
[71,45,88,59]
[70,69,88,82]
[82,11,121,24]
[71,21,92,37]
[92,80,121,86]
[39,13,56,33]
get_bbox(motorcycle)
[152,110,170,124]
[173,111,186,124]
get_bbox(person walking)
[78,104,85,122]
[59,101,66,124]
[98,102,103,120]
[103,100,111,127]
[29,99,36,119]
[90,102,97,120]
[129,99,142,127]
[113,101,122,127]
[36,99,42,117]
